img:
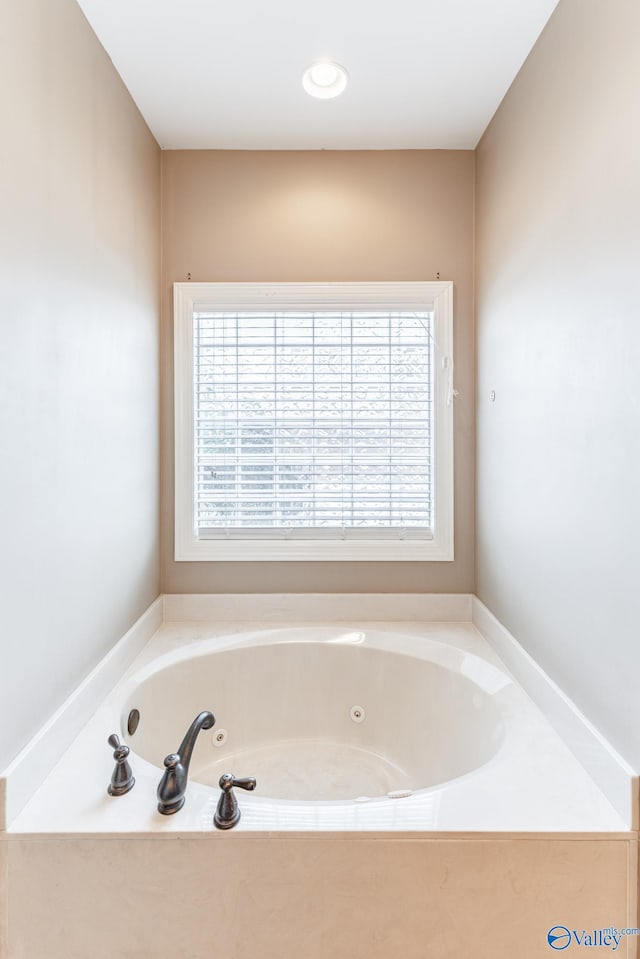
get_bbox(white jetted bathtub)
[122,628,506,804]
[9,620,628,834]
[5,615,635,959]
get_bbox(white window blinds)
[193,310,435,541]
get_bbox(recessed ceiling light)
[302,60,349,99]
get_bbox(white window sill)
[174,537,454,562]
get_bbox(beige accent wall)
[161,149,474,593]
[475,0,640,768]
[0,0,161,770]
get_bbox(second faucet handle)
[107,733,135,796]
[214,773,257,829]
[226,776,257,792]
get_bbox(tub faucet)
[157,710,215,815]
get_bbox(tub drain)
[350,705,365,724]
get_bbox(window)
[174,282,454,561]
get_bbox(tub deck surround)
[472,598,639,829]
[6,620,632,837]
[161,591,474,623]
[3,593,635,832]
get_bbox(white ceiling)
[76,0,560,150]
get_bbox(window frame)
[174,281,454,562]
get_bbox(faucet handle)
[214,773,257,829]
[108,733,126,753]
[107,733,135,796]
[220,774,256,792]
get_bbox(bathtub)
[122,627,506,807]
[63,621,621,834]
[6,615,635,959]
[8,618,629,834]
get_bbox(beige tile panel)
[0,839,7,959]
[633,840,640,959]
[6,837,636,959]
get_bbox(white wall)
[475,0,640,769]
[0,0,161,771]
